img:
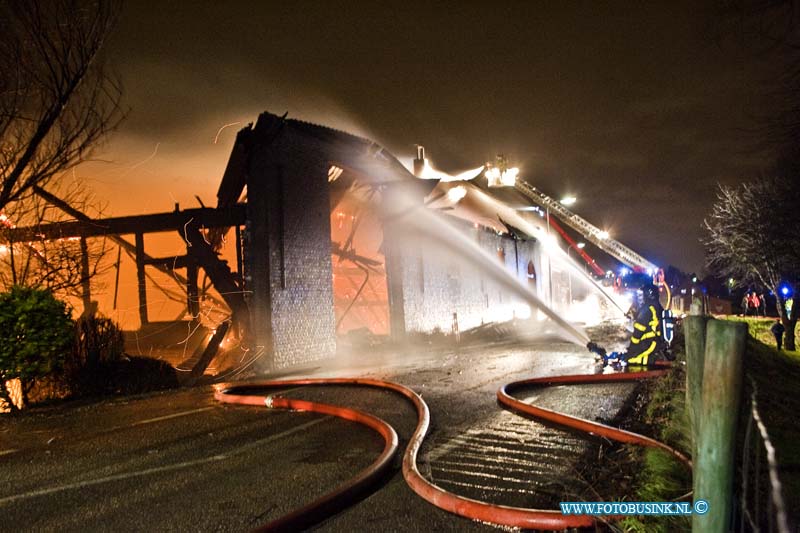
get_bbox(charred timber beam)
[183,321,230,387]
[2,205,247,242]
[33,186,230,312]
[182,221,250,339]
[135,232,148,326]
[80,237,91,314]
[331,242,383,269]
[142,255,192,269]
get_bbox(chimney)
[413,145,425,177]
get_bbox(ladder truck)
[514,180,659,275]
[513,180,674,348]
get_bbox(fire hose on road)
[215,369,691,531]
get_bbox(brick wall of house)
[245,114,337,371]
[385,213,543,335]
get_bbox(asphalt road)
[0,329,637,532]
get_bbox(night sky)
[84,1,783,274]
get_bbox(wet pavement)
[0,327,640,532]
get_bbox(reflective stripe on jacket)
[628,304,661,365]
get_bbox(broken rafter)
[4,203,246,243]
[331,242,383,270]
[30,186,233,312]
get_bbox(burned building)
[213,111,564,371]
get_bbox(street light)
[567,242,588,274]
[567,242,585,258]
[560,196,577,206]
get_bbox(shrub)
[102,356,179,394]
[66,314,126,395]
[64,315,178,396]
[0,286,73,411]
[73,314,125,368]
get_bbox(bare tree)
[704,175,800,349]
[0,181,111,303]
[0,0,124,212]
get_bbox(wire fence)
[738,381,790,533]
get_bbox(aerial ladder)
[513,180,659,274]
[544,215,605,277]
[514,180,674,342]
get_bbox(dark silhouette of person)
[771,319,785,351]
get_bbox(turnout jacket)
[626,303,663,365]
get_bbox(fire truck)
[512,180,674,346]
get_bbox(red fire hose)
[215,379,399,532]
[215,369,690,531]
[498,370,691,464]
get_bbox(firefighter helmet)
[641,283,659,304]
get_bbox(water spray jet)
[467,186,629,316]
[385,190,590,346]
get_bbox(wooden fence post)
[684,313,708,461]
[693,318,747,533]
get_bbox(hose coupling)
[587,341,607,358]
[264,395,275,408]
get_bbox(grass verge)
[613,316,800,531]
[733,318,800,525]
[618,357,692,533]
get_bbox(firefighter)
[589,283,664,370]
